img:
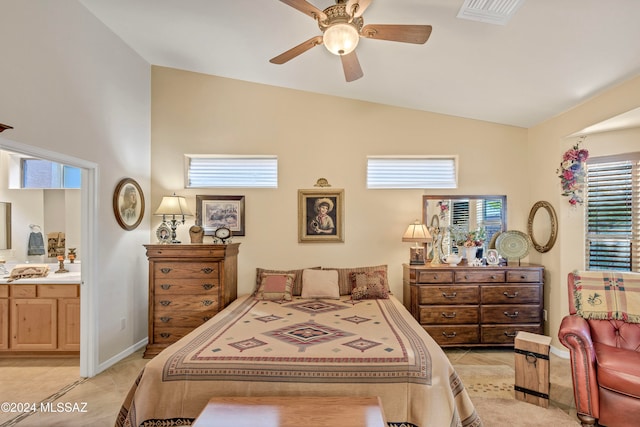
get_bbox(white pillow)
[301,269,340,299]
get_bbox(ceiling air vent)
[457,0,526,25]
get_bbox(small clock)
[214,226,232,243]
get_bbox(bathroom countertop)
[0,264,81,284]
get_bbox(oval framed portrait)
[113,178,145,230]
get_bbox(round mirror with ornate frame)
[527,201,558,253]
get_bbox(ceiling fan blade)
[361,24,432,44]
[269,36,323,64]
[346,0,372,18]
[340,51,364,82]
[279,0,327,21]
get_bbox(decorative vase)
[462,246,477,261]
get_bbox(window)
[585,153,640,272]
[21,158,81,189]
[185,155,278,188]
[367,156,458,189]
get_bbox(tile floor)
[0,347,577,426]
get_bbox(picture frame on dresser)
[486,249,500,265]
[195,195,245,236]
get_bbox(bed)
[116,266,483,427]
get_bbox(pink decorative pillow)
[350,271,389,300]
[255,273,295,301]
[301,269,340,299]
[255,267,321,296]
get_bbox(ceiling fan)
[269,0,432,82]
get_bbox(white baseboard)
[95,338,148,376]
[551,344,570,359]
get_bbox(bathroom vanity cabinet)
[0,283,80,353]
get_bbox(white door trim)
[0,136,98,377]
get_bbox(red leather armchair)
[558,271,640,427]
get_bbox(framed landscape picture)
[298,189,344,243]
[195,195,245,236]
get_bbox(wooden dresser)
[143,243,239,358]
[403,263,544,347]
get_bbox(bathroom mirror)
[423,195,506,256]
[0,202,11,250]
[527,200,557,253]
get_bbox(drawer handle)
[503,291,519,298]
[202,284,214,290]
[202,300,214,306]
[160,316,172,323]
[503,311,519,318]
[441,312,457,318]
[160,284,172,290]
[160,333,171,338]
[201,267,215,274]
[160,300,172,306]
[491,275,497,279]
[504,331,518,338]
[160,267,172,274]
[442,332,457,338]
[433,274,439,280]
[520,275,527,279]
[464,275,469,280]
[203,316,212,322]
[442,292,457,298]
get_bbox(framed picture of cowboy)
[298,188,344,243]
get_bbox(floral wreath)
[557,137,589,206]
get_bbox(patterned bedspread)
[116,295,482,427]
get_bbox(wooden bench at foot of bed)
[192,396,387,427]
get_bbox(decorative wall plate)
[496,230,531,260]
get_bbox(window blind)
[366,156,458,189]
[585,153,640,272]
[185,155,278,188]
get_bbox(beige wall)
[151,66,530,298]
[528,74,640,349]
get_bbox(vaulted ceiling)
[80,0,640,128]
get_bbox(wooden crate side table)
[192,396,387,427]
[514,331,552,408]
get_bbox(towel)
[27,231,45,255]
[7,264,50,282]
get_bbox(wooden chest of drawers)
[143,243,239,358]
[403,264,544,347]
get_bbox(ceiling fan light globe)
[323,23,359,55]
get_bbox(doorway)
[0,136,97,378]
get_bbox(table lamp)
[154,194,193,243]
[402,220,432,265]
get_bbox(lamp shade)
[154,194,193,217]
[402,220,432,243]
[323,23,360,55]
